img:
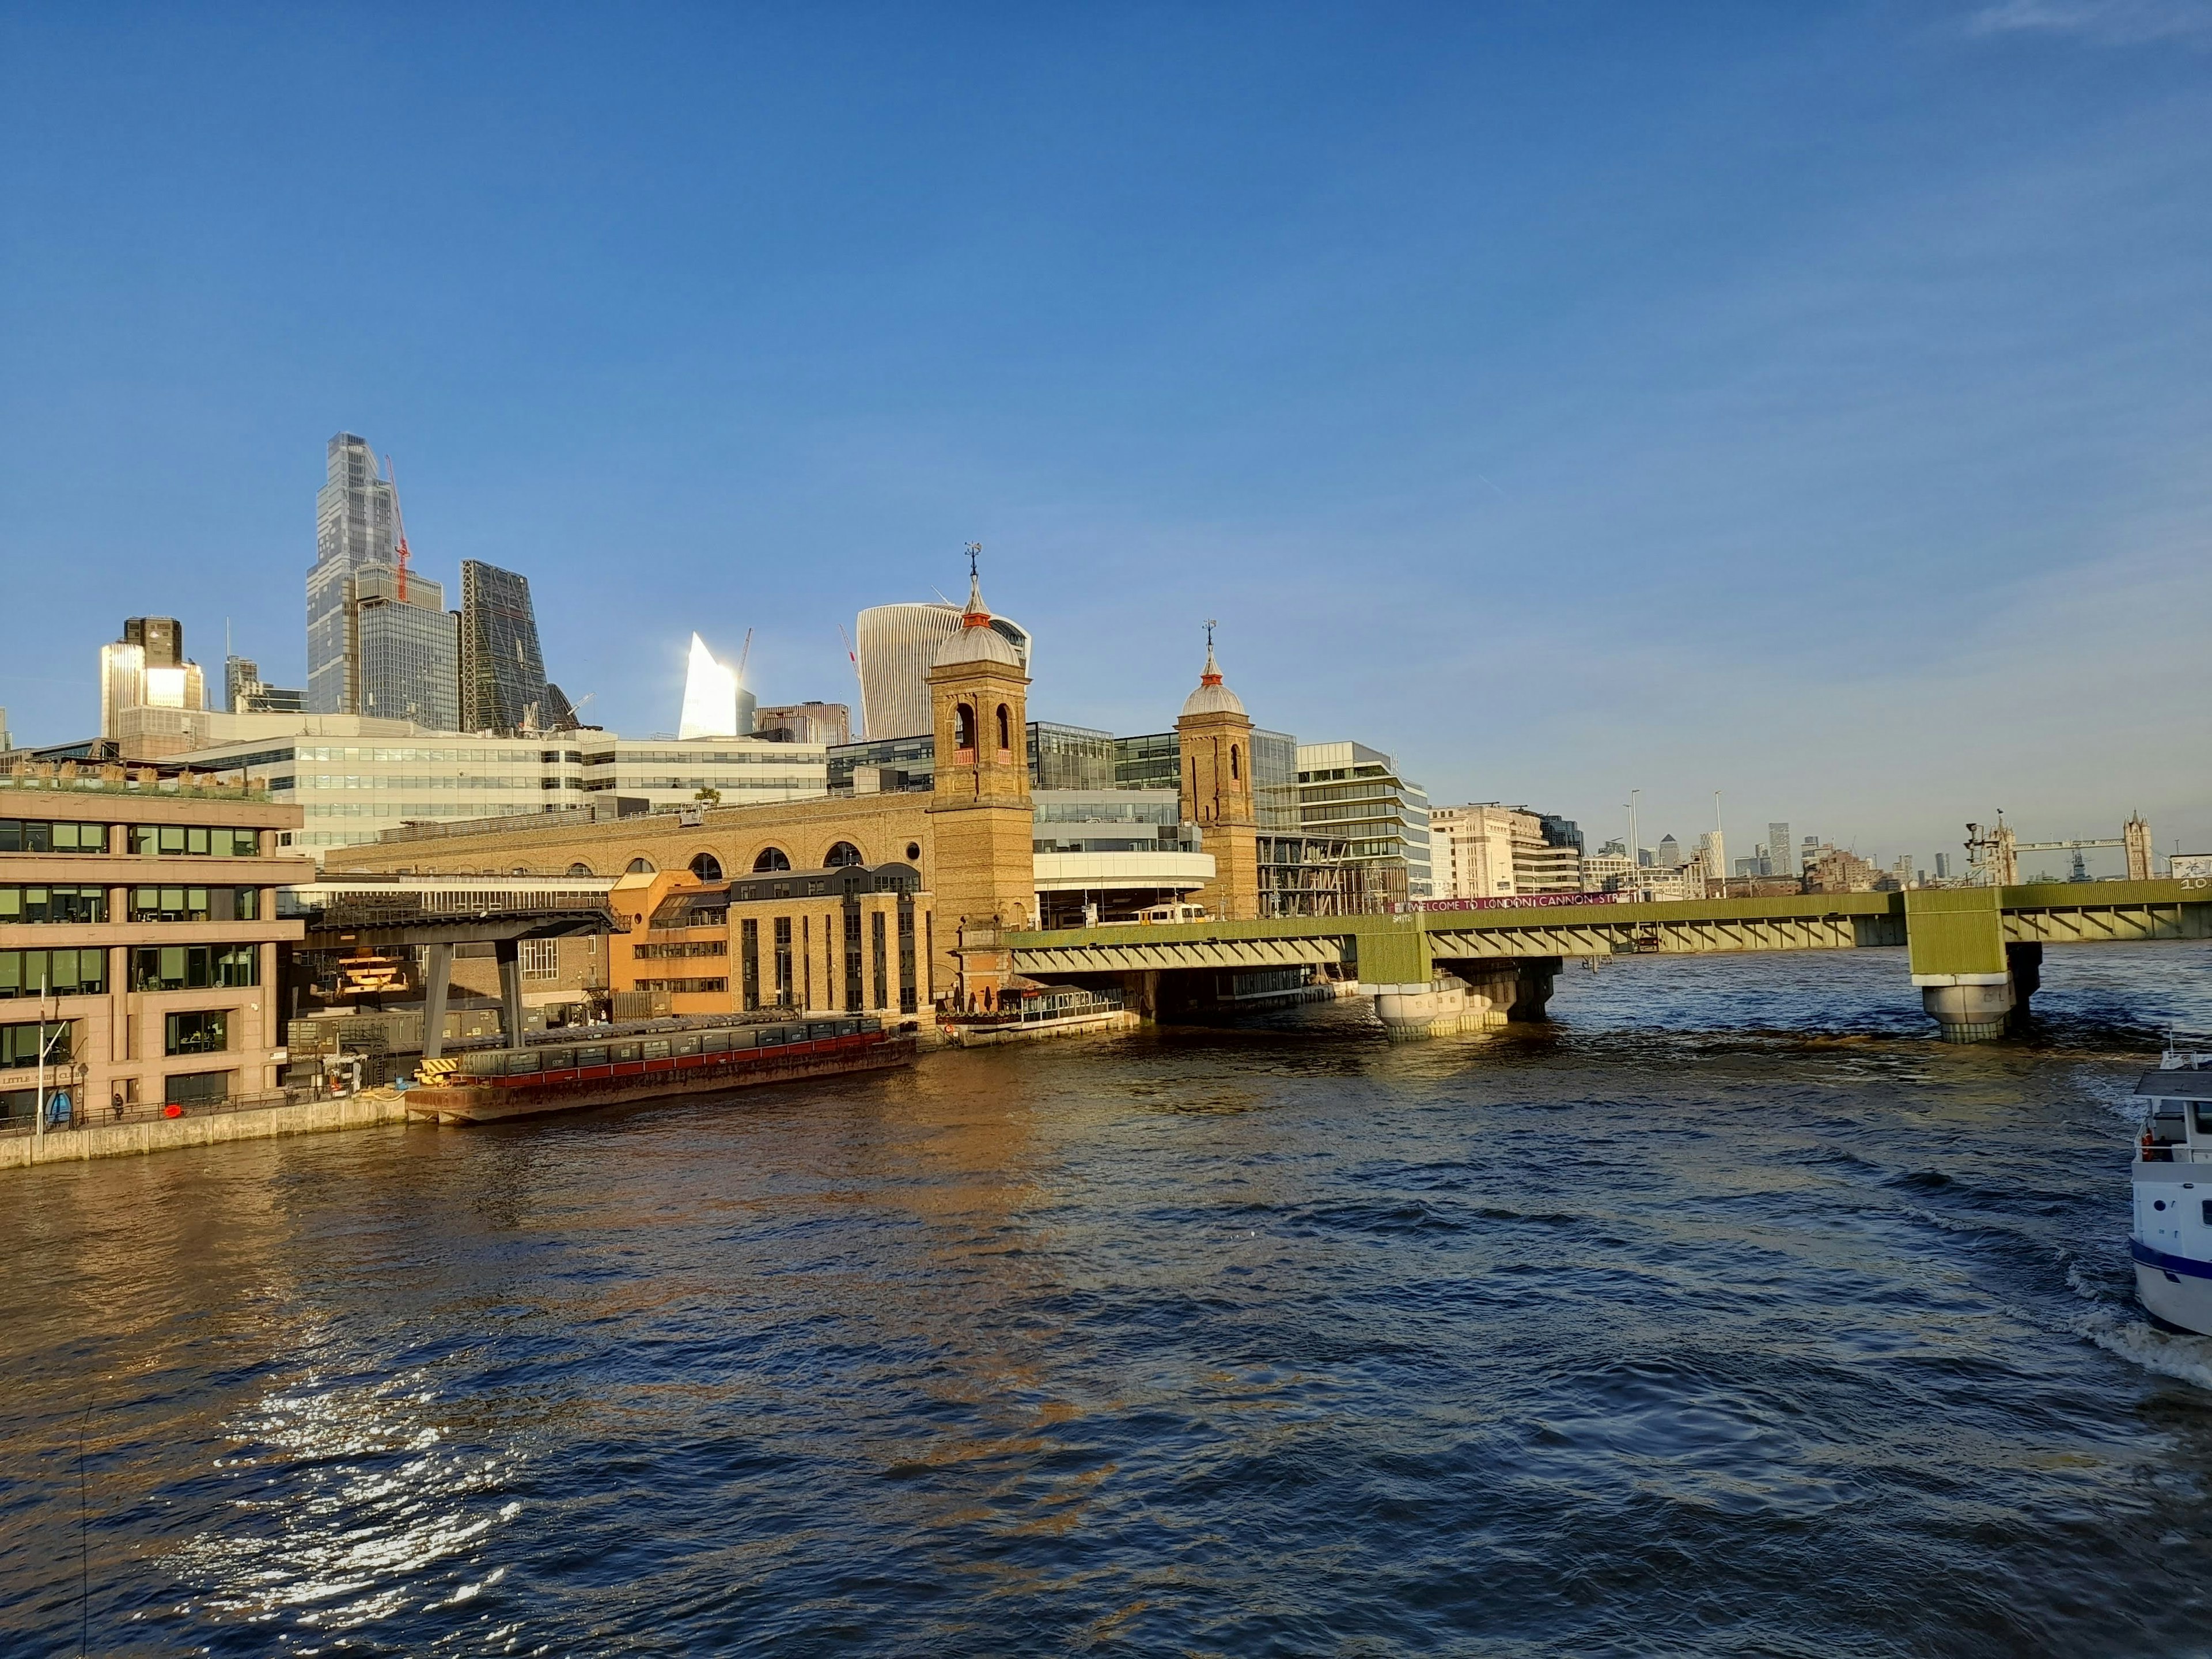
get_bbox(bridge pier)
[1918,941,2042,1042]
[1372,979,1477,1040]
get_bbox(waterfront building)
[1431,805,1582,900]
[755,702,851,747]
[855,600,1031,740]
[1768,821,1794,878]
[1296,742,1431,903]
[0,771,309,1123]
[460,560,559,734]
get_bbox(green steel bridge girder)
[999,881,2212,980]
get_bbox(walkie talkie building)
[855,602,1031,740]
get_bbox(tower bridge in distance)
[987,878,2212,1041]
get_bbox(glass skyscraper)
[460,560,551,733]
[308,434,398,715]
[306,433,459,730]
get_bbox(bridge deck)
[1001,880,2212,982]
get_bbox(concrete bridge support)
[1918,941,2043,1042]
[1373,979,1476,1040]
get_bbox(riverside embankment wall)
[1,1090,408,1170]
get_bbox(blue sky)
[3,2,2207,870]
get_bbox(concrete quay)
[1,1087,409,1170]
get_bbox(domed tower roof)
[1180,631,1246,718]
[931,567,1024,670]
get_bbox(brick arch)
[823,840,865,868]
[688,850,725,881]
[752,845,792,873]
[566,862,594,878]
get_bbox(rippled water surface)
[8,945,2212,1656]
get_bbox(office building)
[100,618,207,751]
[1431,805,1583,900]
[0,772,309,1123]
[1934,852,1952,880]
[460,560,560,733]
[170,726,830,854]
[1656,833,1681,869]
[308,434,399,715]
[224,657,304,716]
[755,702,851,746]
[855,600,1031,739]
[679,634,756,739]
[1296,741,1431,903]
[350,565,459,730]
[1767,821,1794,878]
[1029,723,1115,790]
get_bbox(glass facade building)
[1295,741,1433,903]
[1028,723,1113,791]
[460,560,552,733]
[308,434,399,715]
[351,566,459,732]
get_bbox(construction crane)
[384,454,412,604]
[838,623,863,736]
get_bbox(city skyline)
[3,7,2206,859]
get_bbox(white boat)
[2130,1032,2212,1335]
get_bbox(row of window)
[632,941,728,960]
[0,945,260,997]
[0,885,263,925]
[131,826,262,857]
[0,820,108,853]
[634,978,730,994]
[287,746,579,764]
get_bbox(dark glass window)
[0,948,107,998]
[773,918,794,1006]
[843,910,862,1012]
[872,911,889,1012]
[0,1020,71,1067]
[0,886,107,923]
[130,945,259,992]
[741,918,760,1010]
[165,1010,229,1056]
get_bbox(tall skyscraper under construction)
[305,432,457,729]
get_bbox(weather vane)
[1203,618,1217,652]
[965,542,982,580]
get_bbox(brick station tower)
[926,555,1035,1006]
[1175,625,1260,921]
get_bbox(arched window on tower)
[1230,745,1240,782]
[955,703,977,757]
[995,704,1011,753]
[752,847,791,872]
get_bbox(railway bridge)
[980,879,2212,1041]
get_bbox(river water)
[6,945,2212,1657]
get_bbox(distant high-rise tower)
[678,634,756,738]
[224,655,304,715]
[305,433,456,728]
[1767,821,1794,878]
[856,600,1032,740]
[308,434,399,715]
[100,616,203,737]
[460,560,554,733]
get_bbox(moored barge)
[405,1013,915,1124]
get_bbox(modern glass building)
[460,560,553,733]
[1028,723,1113,790]
[351,566,459,732]
[854,601,1031,740]
[1295,741,1433,903]
[1112,730,1180,791]
[308,434,399,715]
